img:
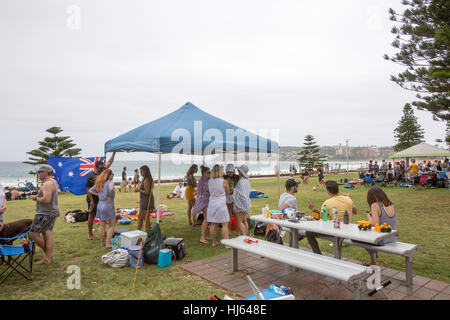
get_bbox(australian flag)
[48,156,105,195]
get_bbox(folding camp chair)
[0,232,35,285]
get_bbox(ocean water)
[0,160,366,187]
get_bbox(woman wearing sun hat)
[232,165,251,236]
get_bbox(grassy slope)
[1,173,448,299]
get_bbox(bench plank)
[343,239,418,256]
[221,236,370,284]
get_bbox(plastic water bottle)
[265,204,270,218]
[322,205,328,221]
[332,206,338,220]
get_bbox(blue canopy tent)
[105,102,280,224]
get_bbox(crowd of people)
[3,155,446,267]
[178,163,252,247]
[361,158,449,187]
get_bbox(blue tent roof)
[105,102,278,154]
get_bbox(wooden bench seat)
[222,236,371,299]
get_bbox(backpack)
[163,238,186,260]
[265,229,283,245]
[143,224,165,264]
[265,224,283,245]
[253,222,267,236]
[73,210,89,222]
[65,209,89,222]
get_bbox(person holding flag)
[85,153,116,240]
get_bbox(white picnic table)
[249,214,399,259]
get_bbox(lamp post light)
[345,139,350,172]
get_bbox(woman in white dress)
[207,165,231,247]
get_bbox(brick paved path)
[180,251,449,300]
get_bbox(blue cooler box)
[157,249,172,268]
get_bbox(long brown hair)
[94,169,113,193]
[186,164,198,176]
[367,187,393,207]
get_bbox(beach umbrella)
[104,102,280,225]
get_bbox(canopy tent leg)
[157,152,161,224]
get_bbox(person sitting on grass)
[167,180,184,199]
[128,177,134,192]
[11,188,21,200]
[305,180,357,255]
[89,169,116,249]
[364,171,376,186]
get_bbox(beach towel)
[150,212,175,218]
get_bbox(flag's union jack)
[79,157,102,176]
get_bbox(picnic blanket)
[117,208,175,220]
[337,181,361,185]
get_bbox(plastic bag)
[143,224,165,264]
[101,249,129,268]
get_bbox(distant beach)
[0,160,369,187]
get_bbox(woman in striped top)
[232,165,251,236]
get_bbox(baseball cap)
[285,178,300,189]
[38,164,54,174]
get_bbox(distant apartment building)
[280,145,394,161]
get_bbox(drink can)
[334,219,340,229]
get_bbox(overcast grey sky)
[0,0,447,161]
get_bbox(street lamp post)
[345,139,350,172]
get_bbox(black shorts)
[30,214,57,233]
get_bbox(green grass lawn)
[1,173,449,299]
